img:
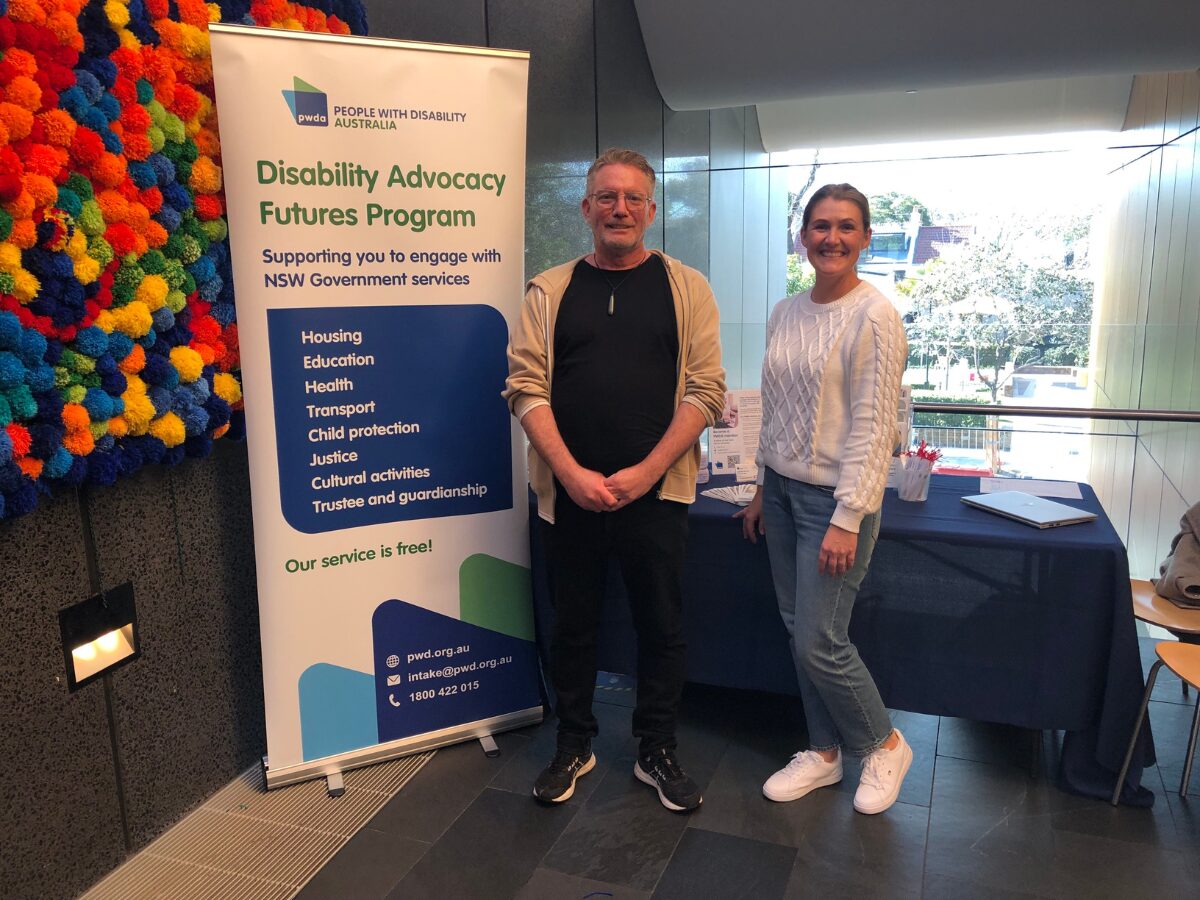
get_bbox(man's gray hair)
[586,148,656,193]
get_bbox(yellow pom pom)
[170,346,204,382]
[67,228,88,260]
[93,310,115,333]
[189,156,222,194]
[74,256,101,285]
[0,242,21,268]
[212,372,242,405]
[149,411,186,447]
[12,268,39,303]
[134,274,169,311]
[105,0,130,27]
[115,301,153,338]
[120,389,155,435]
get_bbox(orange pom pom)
[63,428,95,456]
[107,416,129,439]
[8,218,37,249]
[0,103,34,142]
[18,456,43,480]
[92,153,127,188]
[119,343,146,374]
[39,109,78,147]
[22,173,57,207]
[2,50,37,79]
[4,191,35,220]
[144,220,168,248]
[62,403,91,431]
[5,76,43,112]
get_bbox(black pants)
[544,487,689,756]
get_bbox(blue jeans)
[761,467,892,756]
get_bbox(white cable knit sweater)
[755,281,907,533]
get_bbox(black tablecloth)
[529,474,1156,805]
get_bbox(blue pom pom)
[0,395,10,427]
[210,302,237,327]
[35,391,63,420]
[141,353,175,387]
[0,429,11,462]
[2,482,38,518]
[82,388,114,421]
[183,406,208,436]
[0,352,25,390]
[199,276,223,304]
[58,86,89,119]
[110,395,125,416]
[86,452,120,486]
[94,434,116,453]
[78,56,118,88]
[99,128,124,156]
[226,410,247,441]
[93,354,117,376]
[0,311,21,350]
[57,188,84,218]
[162,445,186,466]
[162,182,191,211]
[147,385,172,413]
[127,160,158,189]
[107,333,133,360]
[6,384,36,419]
[185,433,213,459]
[149,152,175,185]
[138,328,157,349]
[0,492,5,519]
[29,423,65,459]
[204,394,230,429]
[136,435,166,465]
[187,257,216,282]
[59,456,88,486]
[43,339,64,366]
[184,378,209,402]
[19,329,48,367]
[154,206,181,232]
[80,107,109,133]
[100,370,127,396]
[25,364,55,392]
[74,326,109,358]
[96,94,121,122]
[74,69,103,103]
[151,306,175,332]
[118,443,144,476]
[43,447,73,479]
[0,461,24,492]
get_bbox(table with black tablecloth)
[528,474,1156,805]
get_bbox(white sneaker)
[762,749,843,802]
[853,729,913,815]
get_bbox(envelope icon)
[386,674,402,686]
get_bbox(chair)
[1130,578,1200,697]
[1112,641,1200,804]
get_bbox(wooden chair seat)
[1130,578,1200,636]
[1157,641,1200,687]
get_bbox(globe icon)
[386,654,400,668]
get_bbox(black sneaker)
[634,749,702,812]
[533,748,596,803]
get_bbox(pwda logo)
[282,77,329,126]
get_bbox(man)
[504,148,725,812]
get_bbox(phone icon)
[388,693,401,707]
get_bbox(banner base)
[263,705,544,790]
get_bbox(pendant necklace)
[594,252,648,316]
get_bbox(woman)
[736,183,911,815]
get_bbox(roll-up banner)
[209,25,539,789]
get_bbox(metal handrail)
[913,403,1200,423]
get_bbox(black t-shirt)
[551,255,678,475]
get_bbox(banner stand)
[210,25,540,790]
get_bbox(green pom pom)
[78,200,106,236]
[162,259,185,289]
[174,160,193,186]
[65,174,94,201]
[161,233,186,260]
[202,219,228,242]
[0,395,11,427]
[136,78,154,104]
[178,138,198,164]
[162,115,186,145]
[71,353,96,375]
[0,209,12,242]
[89,421,108,439]
[180,271,196,295]
[56,188,83,218]
[87,236,114,268]
[64,384,86,405]
[146,99,167,127]
[179,235,202,265]
[114,261,145,288]
[82,373,101,389]
[53,366,71,389]
[112,282,136,306]
[148,125,165,153]
[0,272,14,294]
[166,289,187,314]
[139,250,166,274]
[5,384,36,419]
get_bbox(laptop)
[961,491,1098,529]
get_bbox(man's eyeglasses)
[589,190,650,211]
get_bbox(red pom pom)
[6,424,32,458]
[194,193,223,220]
[70,127,104,165]
[105,222,139,256]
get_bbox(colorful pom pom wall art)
[0,0,368,520]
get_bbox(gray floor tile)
[651,827,795,899]
[922,871,1051,899]
[541,758,692,891]
[367,730,531,842]
[516,867,651,899]
[387,787,577,899]
[936,717,1042,772]
[295,828,428,900]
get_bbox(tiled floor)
[296,639,1200,899]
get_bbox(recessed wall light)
[59,582,139,692]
